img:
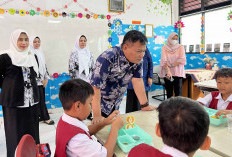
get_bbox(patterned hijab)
[163,32,181,54]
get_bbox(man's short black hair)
[215,68,232,80]
[157,96,209,154]
[59,79,94,110]
[121,30,147,46]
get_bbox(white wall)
[0,0,178,74]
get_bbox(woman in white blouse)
[69,35,94,82]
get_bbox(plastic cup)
[227,114,232,133]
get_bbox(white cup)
[227,114,232,133]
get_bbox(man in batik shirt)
[90,30,156,123]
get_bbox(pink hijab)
[163,32,181,54]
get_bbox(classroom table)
[182,69,216,100]
[194,79,218,92]
[95,111,227,157]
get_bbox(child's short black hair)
[215,68,232,80]
[121,30,147,46]
[59,79,94,110]
[157,96,209,154]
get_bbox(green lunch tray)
[109,124,153,153]
[204,107,227,126]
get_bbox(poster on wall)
[183,45,187,52]
[214,43,221,52]
[108,0,125,12]
[155,36,165,44]
[206,44,212,52]
[195,44,200,52]
[223,43,230,52]
[145,24,153,38]
[189,45,194,53]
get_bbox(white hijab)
[3,29,38,74]
[30,35,46,77]
[72,35,91,76]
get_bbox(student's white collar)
[62,113,89,133]
[162,144,188,157]
[215,93,232,102]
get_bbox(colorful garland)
[227,10,232,20]
[200,16,205,54]
[0,8,112,20]
[0,0,133,19]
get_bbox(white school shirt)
[162,144,188,157]
[62,113,107,157]
[197,93,232,110]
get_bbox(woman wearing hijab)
[69,35,94,82]
[0,29,40,157]
[160,32,186,98]
[30,36,54,125]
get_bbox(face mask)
[170,40,178,45]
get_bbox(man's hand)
[148,78,152,86]
[141,105,157,111]
[92,116,105,125]
[104,110,120,125]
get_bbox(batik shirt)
[69,51,94,82]
[90,46,143,116]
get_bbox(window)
[205,7,232,52]
[181,14,201,52]
[179,0,232,16]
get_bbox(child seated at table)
[55,79,124,157]
[128,97,211,157]
[197,68,232,117]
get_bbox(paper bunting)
[200,16,205,54]
[174,20,185,29]
[227,10,232,20]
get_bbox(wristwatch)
[141,102,149,108]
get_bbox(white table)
[194,79,217,92]
[95,111,225,157]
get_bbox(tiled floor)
[0,90,163,157]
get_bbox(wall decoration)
[214,43,221,52]
[155,35,165,45]
[146,0,170,16]
[223,43,230,52]
[174,20,185,29]
[0,0,133,19]
[108,0,125,12]
[195,44,200,52]
[200,16,205,54]
[189,45,194,53]
[145,24,153,38]
[227,10,232,20]
[132,21,141,25]
[206,44,212,52]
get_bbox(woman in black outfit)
[0,29,40,157]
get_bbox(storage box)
[109,124,153,153]
[204,107,227,126]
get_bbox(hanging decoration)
[200,16,205,54]
[0,0,133,19]
[227,10,232,20]
[174,20,185,29]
